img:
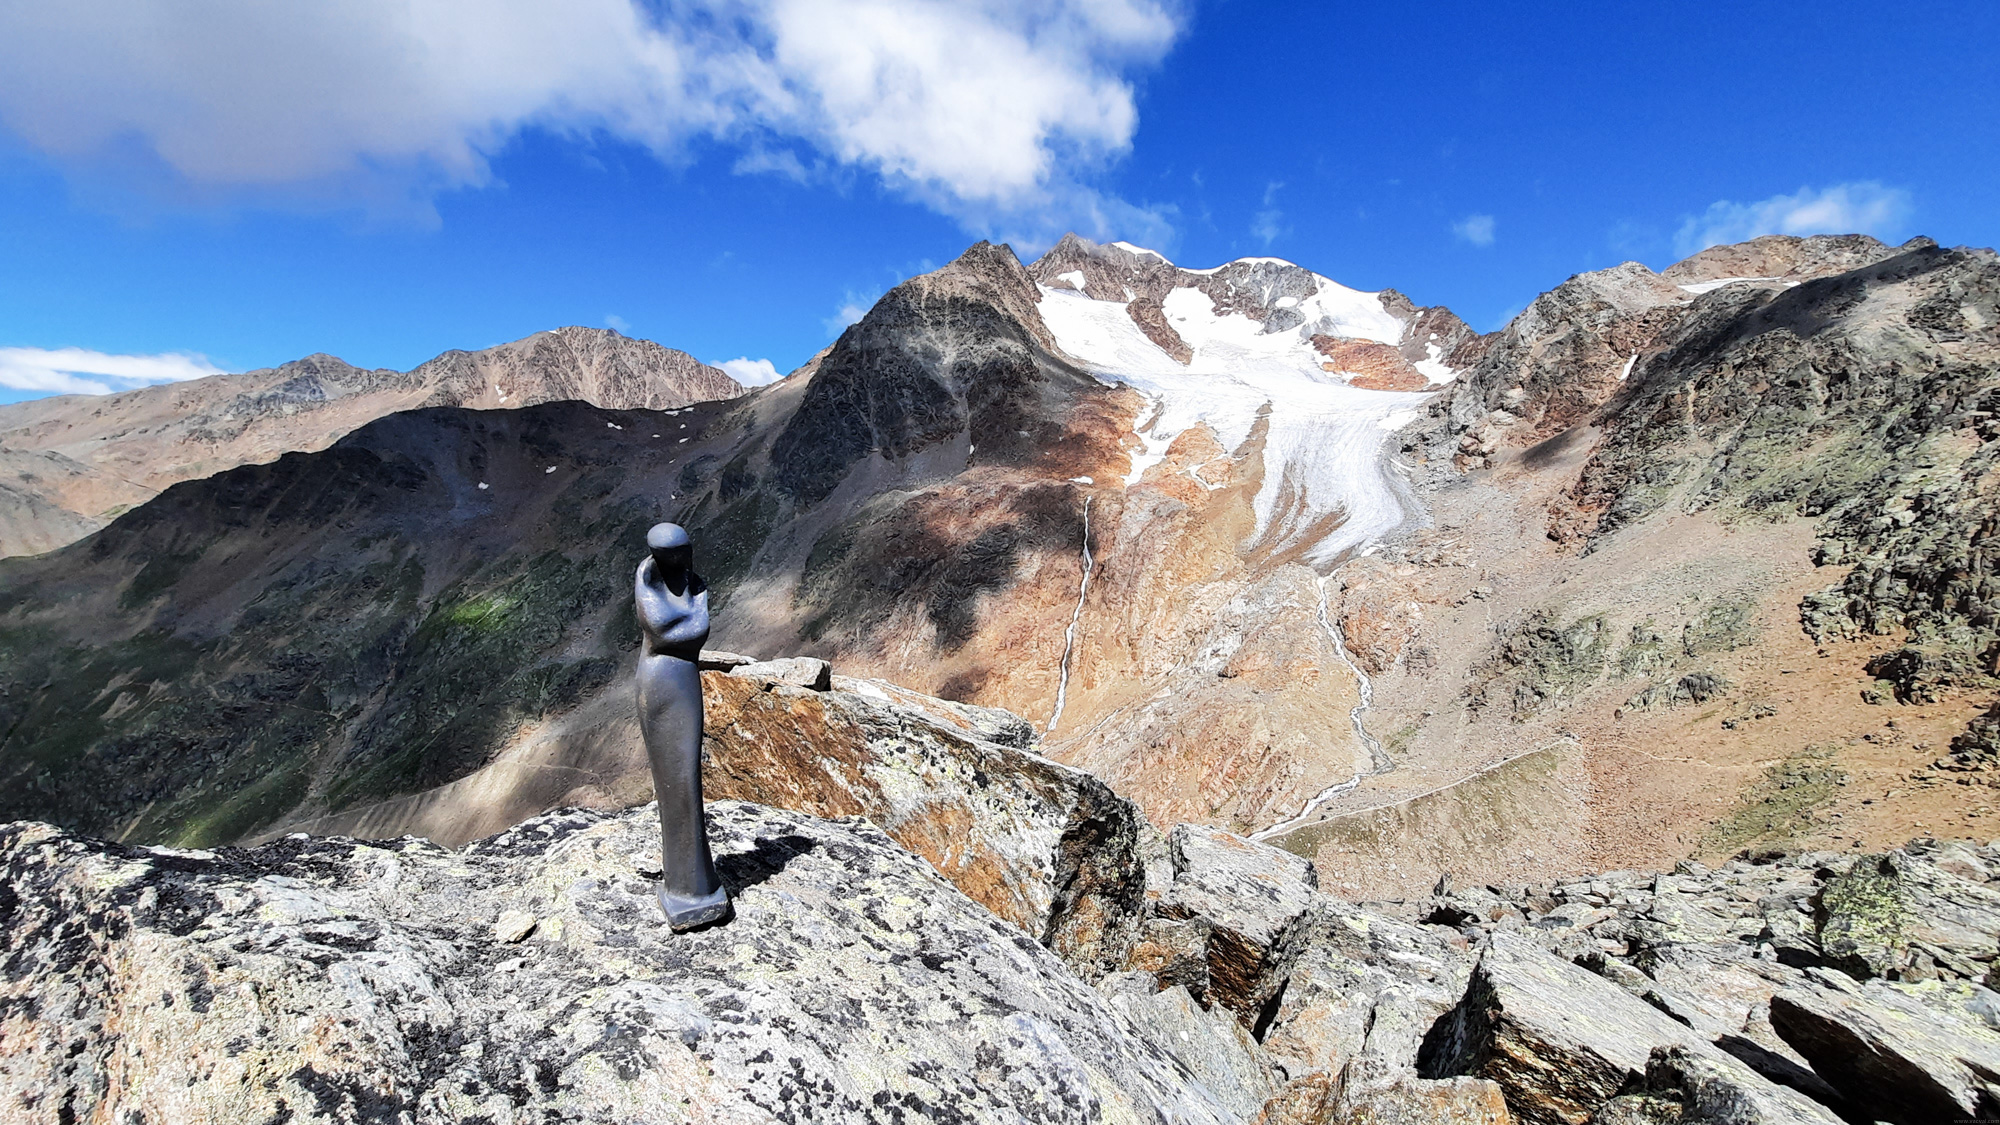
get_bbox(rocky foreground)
[7,675,2000,1124]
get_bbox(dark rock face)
[1770,975,2000,1124]
[769,241,1095,506]
[0,401,726,845]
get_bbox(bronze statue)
[634,522,729,930]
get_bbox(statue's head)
[647,522,692,574]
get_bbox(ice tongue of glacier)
[1036,266,1442,571]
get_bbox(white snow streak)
[1675,276,1797,295]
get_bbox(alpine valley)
[4,231,2000,1124]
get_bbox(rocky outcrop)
[10,699,2000,1125]
[0,327,741,559]
[1770,973,2000,1123]
[0,801,1230,1125]
[768,240,1097,506]
[1417,933,1839,1125]
[409,326,741,411]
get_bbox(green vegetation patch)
[1489,611,1612,718]
[1682,592,1760,657]
[1700,745,1848,855]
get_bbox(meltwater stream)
[1250,572,1386,842]
[1046,495,1094,734]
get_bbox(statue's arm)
[635,557,681,634]
[635,557,710,650]
[656,588,710,648]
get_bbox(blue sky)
[1,0,1995,402]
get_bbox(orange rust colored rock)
[1310,335,1431,391]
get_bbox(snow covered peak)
[1108,240,1169,263]
[1026,233,1483,570]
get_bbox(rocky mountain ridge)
[6,664,1993,1123]
[1259,233,2000,897]
[0,326,741,557]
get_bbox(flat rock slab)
[0,801,1232,1125]
[729,656,833,690]
[1771,975,2000,1124]
[1420,933,1839,1125]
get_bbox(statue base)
[658,884,732,931]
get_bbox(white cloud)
[823,289,881,336]
[605,313,632,333]
[0,347,223,396]
[1674,182,1912,256]
[1250,181,1285,247]
[1452,213,1496,247]
[716,356,784,385]
[0,0,1185,235]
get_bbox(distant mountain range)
[1,231,1993,902]
[0,326,741,556]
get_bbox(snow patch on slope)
[1676,276,1797,295]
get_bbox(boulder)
[1817,852,1915,978]
[1260,895,1472,1081]
[1098,971,1280,1121]
[728,655,833,690]
[1155,823,1318,1019]
[1329,1076,1512,1124]
[0,802,1235,1125]
[701,673,1145,977]
[1417,933,1839,1125]
[1770,973,2000,1124]
[1596,1046,1837,1125]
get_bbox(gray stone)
[1097,971,1279,1120]
[730,656,834,690]
[696,648,759,670]
[1261,895,1472,1082]
[1770,976,2000,1124]
[1418,933,1834,1125]
[0,802,1235,1125]
[1155,823,1318,1019]
[492,909,537,943]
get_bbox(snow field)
[1038,280,1437,570]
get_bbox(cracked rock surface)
[0,801,1229,1125]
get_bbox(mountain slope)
[0,326,742,558]
[1271,235,2000,896]
[4,232,1995,904]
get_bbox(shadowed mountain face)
[0,326,741,558]
[2,235,1997,898]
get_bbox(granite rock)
[0,801,1232,1125]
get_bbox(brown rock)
[1128,296,1193,364]
[1155,823,1318,1019]
[1334,1076,1512,1124]
[1310,335,1431,390]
